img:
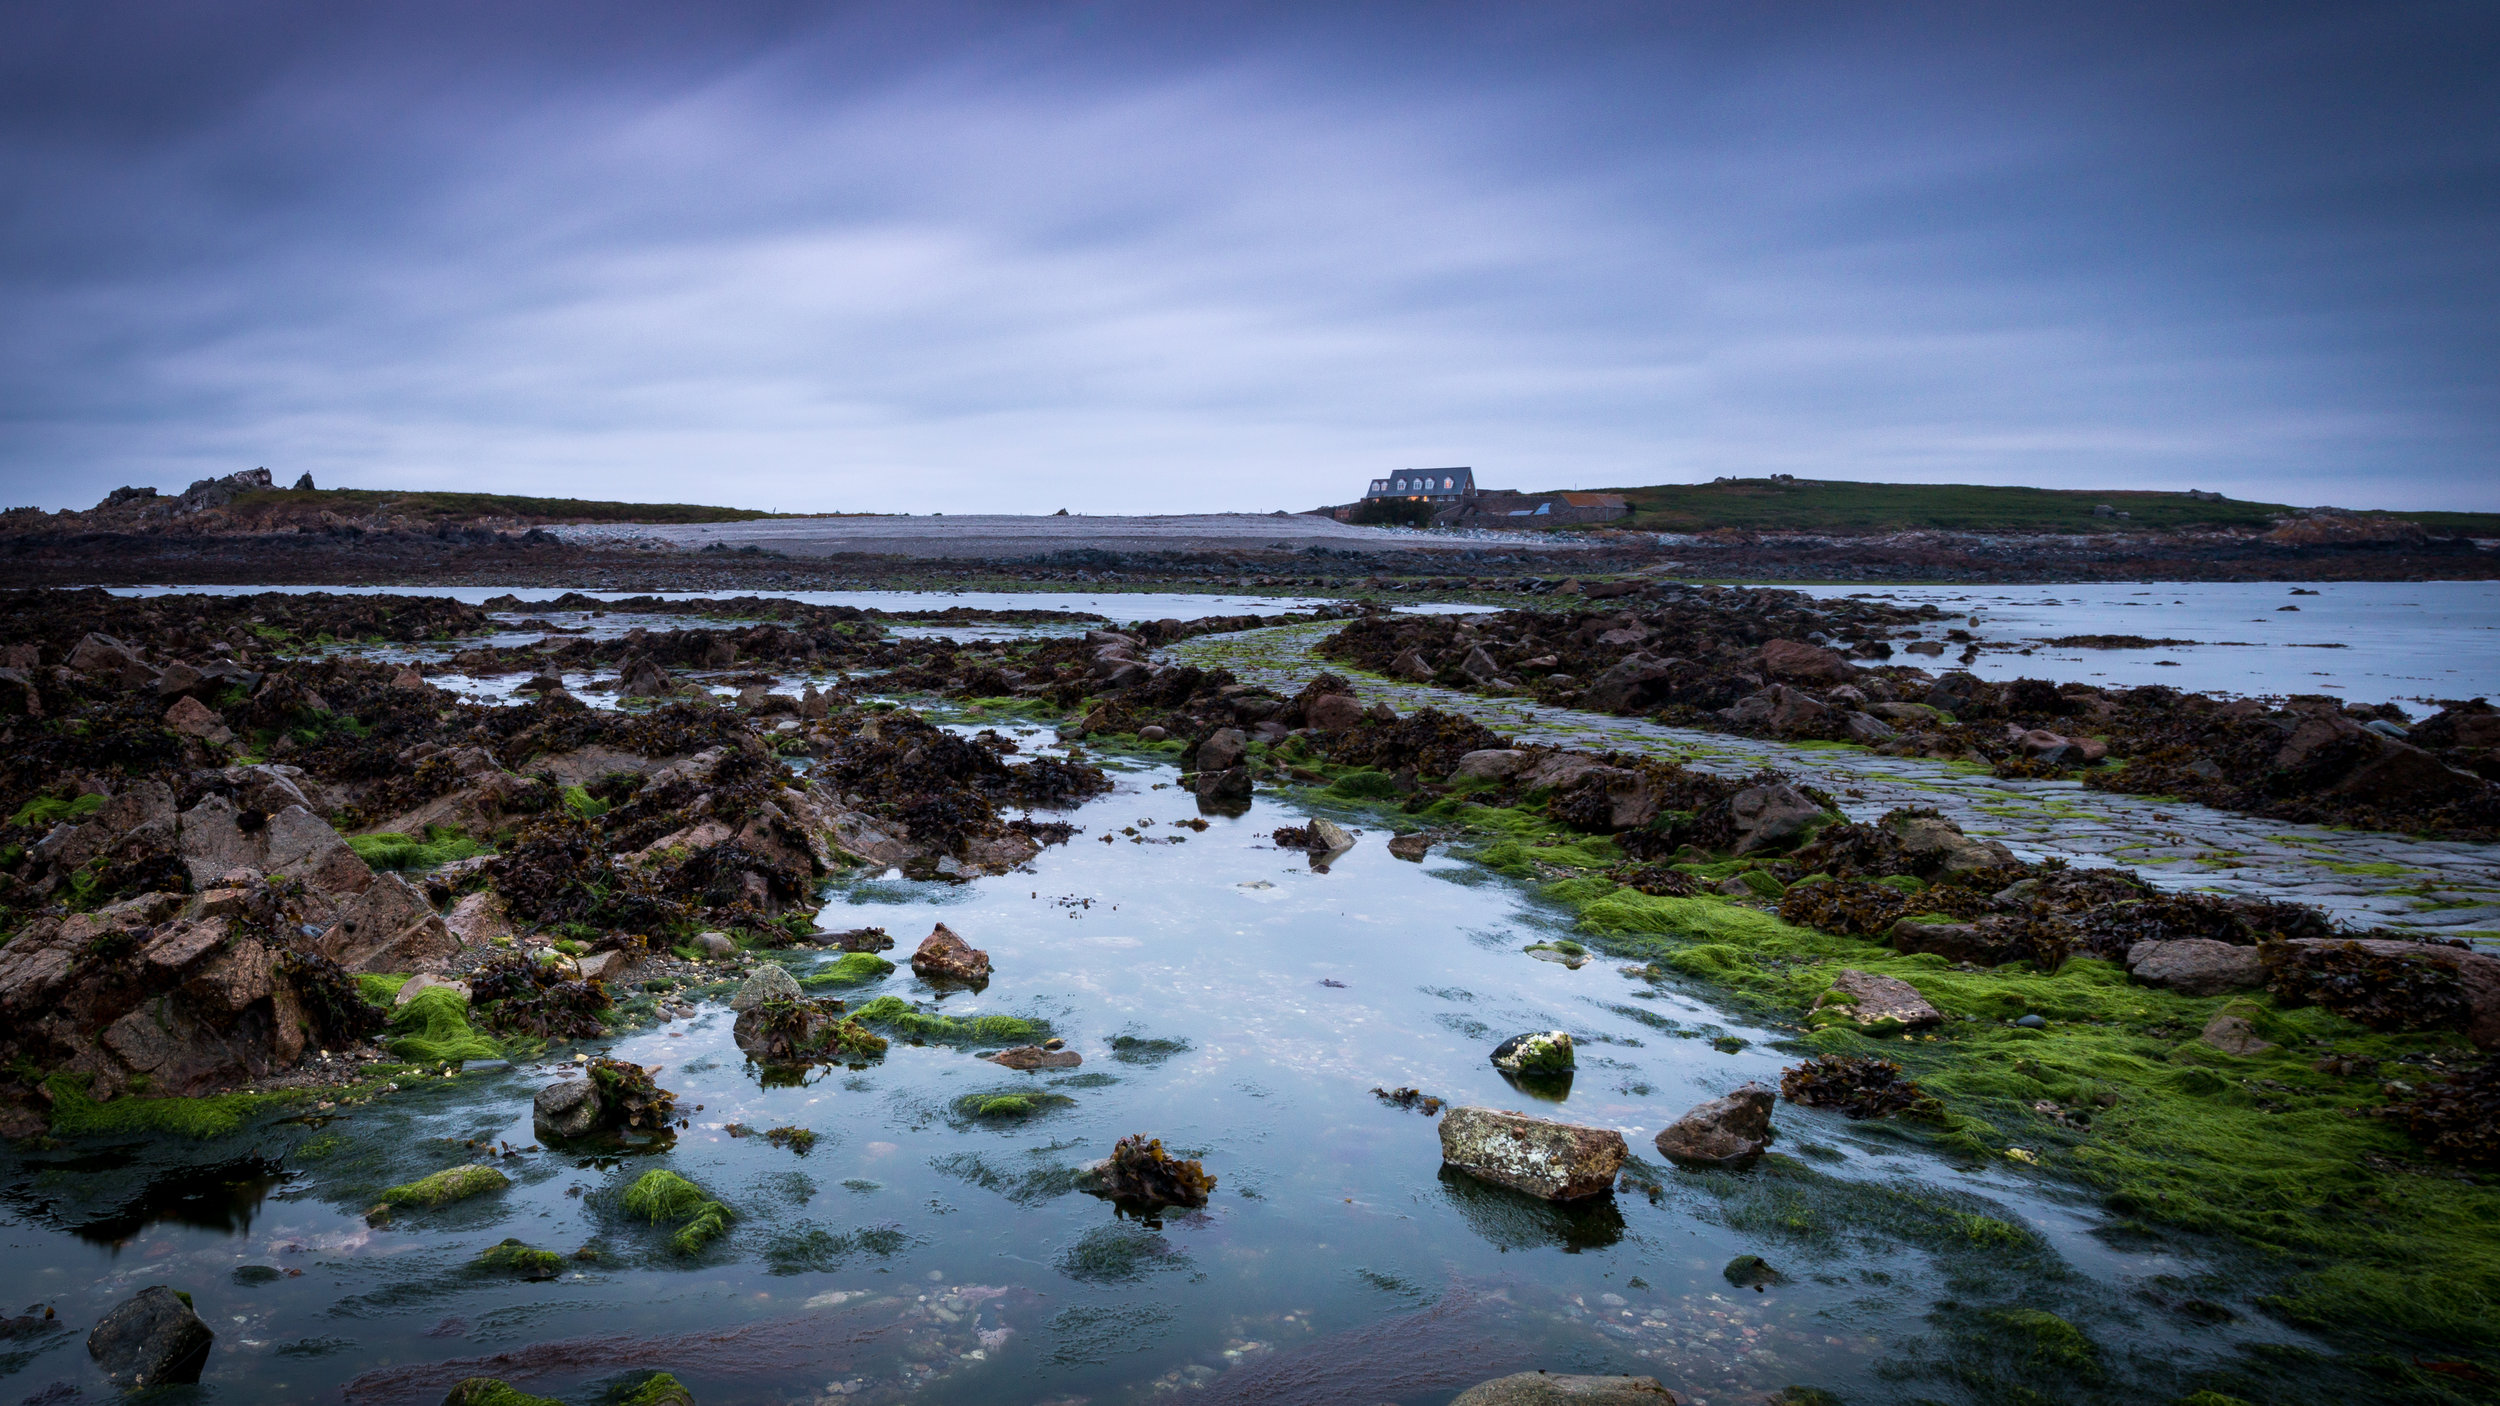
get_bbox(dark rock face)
[87,1285,213,1389]
[1728,782,1824,854]
[1653,1084,1776,1166]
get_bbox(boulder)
[2126,939,2266,997]
[1490,1031,1575,1075]
[178,796,373,902]
[1448,1372,1682,1406]
[68,633,159,690]
[164,694,232,745]
[574,950,635,983]
[1757,639,1854,684]
[1842,711,1898,745]
[911,923,991,983]
[693,931,738,959]
[1880,811,2016,876]
[1391,647,1435,681]
[2332,739,2487,806]
[2275,714,2364,771]
[1449,749,1532,782]
[318,874,460,973]
[87,1285,213,1389]
[1387,833,1432,861]
[1307,818,1357,854]
[1305,692,1366,731]
[444,891,515,946]
[730,964,804,1012]
[1195,766,1253,802]
[1580,653,1683,713]
[1460,646,1502,684]
[532,1077,603,1140]
[1652,1084,1777,1167]
[1193,727,1248,774]
[1438,1106,1626,1202]
[1728,782,1825,854]
[1814,969,1941,1029]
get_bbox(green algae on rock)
[386,986,502,1064]
[847,994,1049,1046]
[622,1169,734,1254]
[370,1163,510,1222]
[473,1238,564,1280]
[441,1379,563,1406]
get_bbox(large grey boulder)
[1653,1084,1777,1167]
[2126,939,2266,996]
[1439,1107,1625,1201]
[532,1078,603,1140]
[1449,1372,1683,1405]
[730,964,803,1012]
[87,1285,213,1389]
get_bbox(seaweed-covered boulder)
[1449,1372,1683,1405]
[2126,939,2266,997]
[444,1379,563,1406]
[1438,1106,1625,1201]
[1083,1133,1216,1207]
[87,1285,212,1389]
[1491,1031,1576,1075]
[1653,1084,1777,1167]
[731,998,886,1064]
[2272,938,2500,1048]
[1880,810,2016,876]
[1779,1055,1934,1118]
[910,923,991,984]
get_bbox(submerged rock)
[911,923,992,984]
[1653,1084,1777,1166]
[1438,1106,1625,1201]
[87,1285,213,1389]
[1448,1374,1682,1406]
[1490,1031,1576,1075]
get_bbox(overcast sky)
[1,1,2494,514]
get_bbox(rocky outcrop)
[87,1285,213,1389]
[910,924,991,984]
[1728,782,1825,854]
[1652,1084,1777,1166]
[1881,810,2016,876]
[317,874,460,973]
[1438,1107,1625,1201]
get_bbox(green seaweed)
[474,1238,565,1278]
[386,986,503,1063]
[10,793,105,827]
[622,1168,733,1254]
[801,952,896,986]
[375,1163,511,1210]
[347,826,490,872]
[442,1379,564,1406]
[849,994,1050,1046]
[44,1074,294,1139]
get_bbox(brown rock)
[2126,939,2266,996]
[1815,969,1941,1029]
[1652,1084,1776,1166]
[2331,739,2486,806]
[911,923,992,984]
[1728,782,1825,854]
[163,695,230,744]
[1305,692,1366,731]
[318,874,460,973]
[1757,639,1854,684]
[443,891,514,947]
[2199,1011,2275,1057]
[1388,833,1432,861]
[984,1045,1082,1070]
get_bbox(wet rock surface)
[1652,1085,1777,1167]
[1438,1107,1626,1201]
[86,1285,213,1389]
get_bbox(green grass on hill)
[1556,478,2500,537]
[230,489,782,525]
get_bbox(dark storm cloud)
[1,1,2493,513]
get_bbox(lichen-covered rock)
[1438,1106,1625,1201]
[2127,938,2267,996]
[1813,969,1941,1030]
[1490,1031,1576,1075]
[1448,1372,1682,1405]
[911,923,991,984]
[1653,1084,1777,1166]
[730,964,803,1012]
[86,1285,213,1389]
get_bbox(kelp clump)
[2265,941,2471,1033]
[2390,1057,2500,1167]
[731,998,887,1064]
[587,1057,677,1132]
[1780,1055,1936,1120]
[1087,1133,1216,1208]
[468,951,612,1039]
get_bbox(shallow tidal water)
[2,733,2315,1406]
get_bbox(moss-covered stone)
[376,1163,510,1210]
